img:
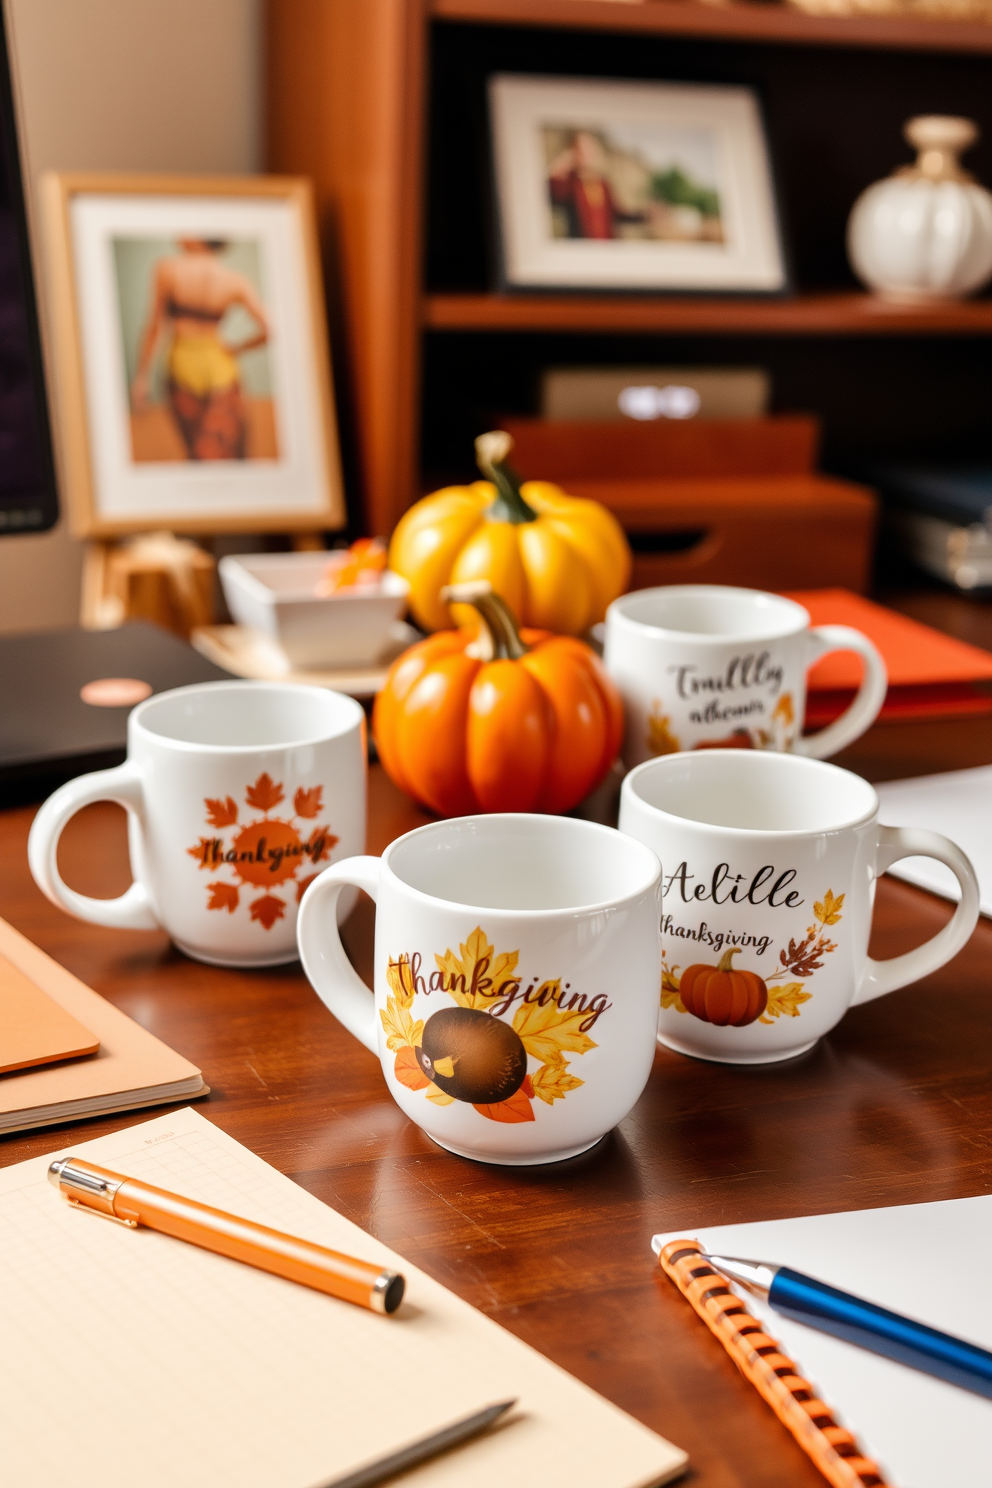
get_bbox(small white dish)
[219,552,410,668]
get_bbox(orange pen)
[49,1157,405,1314]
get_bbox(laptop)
[0,622,231,804]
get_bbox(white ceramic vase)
[847,115,992,301]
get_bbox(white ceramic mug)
[618,750,979,1064]
[29,681,366,968]
[603,585,888,768]
[297,814,662,1165]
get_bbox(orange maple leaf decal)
[204,796,238,827]
[393,1046,430,1091]
[249,894,286,930]
[246,773,284,812]
[521,1073,534,1099]
[294,785,323,819]
[187,837,218,870]
[207,881,239,913]
[296,872,320,903]
[474,1087,535,1123]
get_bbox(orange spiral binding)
[658,1240,889,1488]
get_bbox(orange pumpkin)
[679,947,768,1026]
[373,583,623,817]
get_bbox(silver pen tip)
[47,1158,67,1188]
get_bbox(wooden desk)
[2,595,991,1487]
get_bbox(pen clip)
[67,1198,137,1229]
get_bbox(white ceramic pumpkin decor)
[847,115,992,301]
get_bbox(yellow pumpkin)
[388,431,631,635]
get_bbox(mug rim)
[622,750,879,839]
[129,680,365,754]
[381,812,661,917]
[606,584,810,643]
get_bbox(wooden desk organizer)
[503,416,878,594]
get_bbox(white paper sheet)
[653,1194,992,1488]
[876,764,992,918]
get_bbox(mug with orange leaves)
[29,681,366,967]
[619,750,979,1064]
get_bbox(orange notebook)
[783,589,992,726]
[0,917,206,1134]
[0,955,99,1073]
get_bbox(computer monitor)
[0,5,59,535]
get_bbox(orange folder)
[783,589,992,726]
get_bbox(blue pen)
[702,1253,992,1401]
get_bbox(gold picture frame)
[41,172,346,538]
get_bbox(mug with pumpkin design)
[296,813,662,1164]
[603,585,888,768]
[28,681,366,967]
[618,750,979,1064]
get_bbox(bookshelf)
[267,0,992,537]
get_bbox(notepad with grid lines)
[0,1107,685,1488]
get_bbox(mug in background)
[297,814,662,1165]
[604,585,887,768]
[29,681,366,968]
[619,750,979,1064]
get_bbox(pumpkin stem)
[717,947,741,972]
[440,581,528,661]
[475,431,537,526]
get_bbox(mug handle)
[28,763,160,930]
[297,856,381,1055]
[794,625,888,760]
[854,825,980,1004]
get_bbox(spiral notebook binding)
[658,1240,889,1488]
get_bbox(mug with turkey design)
[297,814,662,1164]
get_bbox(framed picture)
[41,173,346,537]
[489,76,787,295]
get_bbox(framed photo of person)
[41,173,346,537]
[488,76,788,295]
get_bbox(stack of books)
[867,466,992,593]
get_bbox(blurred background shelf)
[423,292,992,336]
[430,0,992,55]
[268,0,992,538]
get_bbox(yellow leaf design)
[661,960,686,1015]
[386,955,415,1009]
[772,692,795,726]
[813,889,845,927]
[646,703,681,757]
[531,1060,584,1105]
[425,1083,455,1105]
[759,982,813,1023]
[512,994,597,1064]
[435,926,518,1009]
[379,996,424,1051]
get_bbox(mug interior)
[628,750,877,834]
[387,814,658,912]
[134,682,361,749]
[611,585,808,640]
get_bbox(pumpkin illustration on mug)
[679,947,768,1027]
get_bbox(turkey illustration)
[415,1007,528,1105]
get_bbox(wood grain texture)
[266,0,428,537]
[429,0,992,53]
[2,591,991,1486]
[424,290,992,336]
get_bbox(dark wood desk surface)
[2,590,991,1488]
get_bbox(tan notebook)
[0,1107,687,1488]
[0,955,99,1072]
[0,918,206,1133]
